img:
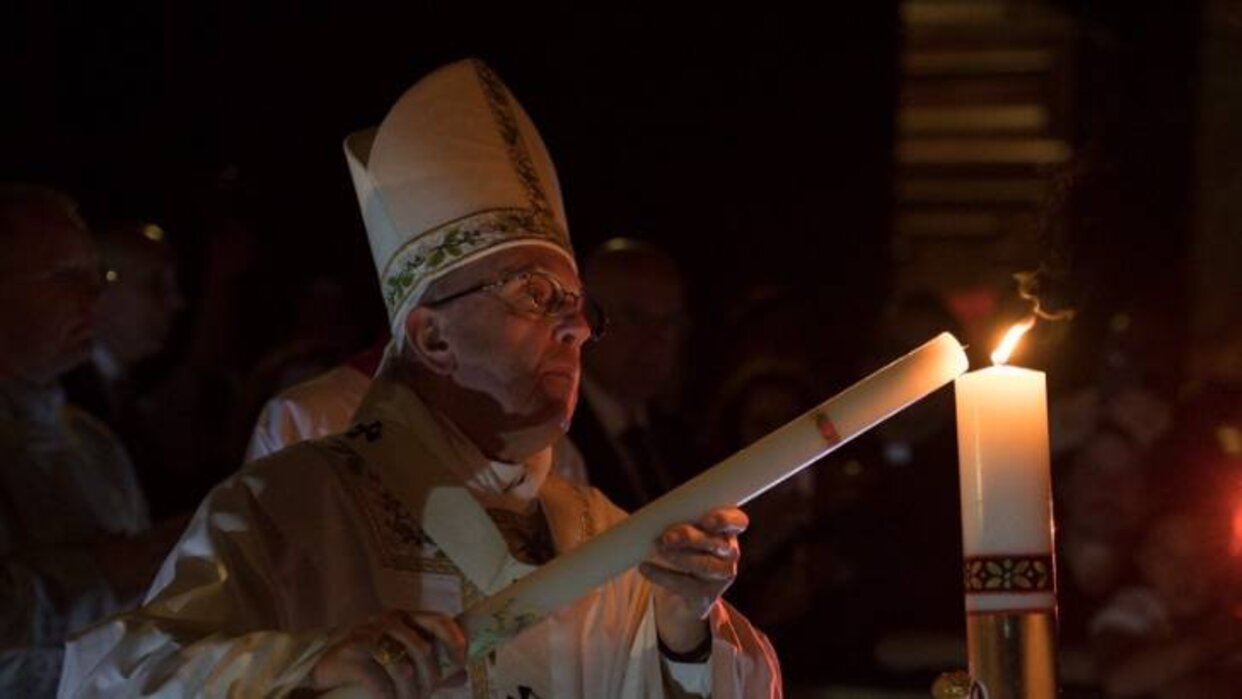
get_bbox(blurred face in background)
[0,190,102,383]
[1064,428,1150,540]
[739,379,808,447]
[583,247,687,409]
[94,226,185,367]
[1138,514,1223,619]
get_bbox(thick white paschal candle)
[955,320,1055,613]
[459,332,969,657]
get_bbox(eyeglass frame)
[423,268,609,342]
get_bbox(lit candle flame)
[991,316,1036,365]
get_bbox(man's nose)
[555,307,592,347]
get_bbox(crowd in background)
[2,174,1240,697]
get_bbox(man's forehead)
[460,245,578,282]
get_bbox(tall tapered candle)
[956,318,1054,612]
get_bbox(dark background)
[6,2,899,379]
[7,2,1234,691]
[7,1,1213,390]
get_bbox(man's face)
[1138,516,1219,619]
[583,254,686,408]
[1065,431,1147,537]
[428,246,591,433]
[95,244,184,366]
[0,211,102,382]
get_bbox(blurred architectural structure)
[892,0,1077,345]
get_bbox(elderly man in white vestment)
[58,60,781,698]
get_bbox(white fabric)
[663,658,714,697]
[245,364,373,462]
[0,379,150,697]
[1089,586,1171,639]
[244,364,589,486]
[88,346,123,385]
[60,376,781,697]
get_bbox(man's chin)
[538,376,578,413]
[541,398,576,433]
[498,415,571,462]
[533,395,578,436]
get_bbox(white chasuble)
[58,378,781,698]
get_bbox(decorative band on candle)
[814,412,842,446]
[964,555,1054,594]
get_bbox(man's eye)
[524,277,556,307]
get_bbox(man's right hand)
[308,610,465,699]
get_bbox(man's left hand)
[640,506,748,655]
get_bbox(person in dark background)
[805,292,967,685]
[573,238,695,511]
[62,220,188,517]
[696,285,828,644]
[1051,388,1170,660]
[702,359,820,632]
[84,222,185,387]
[242,335,387,461]
[0,185,180,697]
[1090,508,1242,698]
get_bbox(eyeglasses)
[426,269,609,341]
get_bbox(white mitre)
[343,58,574,339]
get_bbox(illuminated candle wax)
[955,320,1055,613]
[460,332,969,658]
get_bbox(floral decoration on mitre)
[380,209,565,317]
[342,59,574,335]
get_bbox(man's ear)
[404,306,455,374]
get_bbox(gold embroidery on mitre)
[380,207,562,316]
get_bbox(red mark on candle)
[815,412,841,446]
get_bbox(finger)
[660,526,735,558]
[655,549,737,582]
[406,612,468,667]
[321,644,399,699]
[698,507,749,536]
[374,617,436,695]
[658,523,700,548]
[658,530,740,560]
[358,650,403,699]
[639,562,721,601]
[660,523,741,559]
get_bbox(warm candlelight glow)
[1231,490,1242,557]
[991,316,1036,365]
